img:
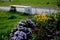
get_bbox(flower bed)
[9,13,60,40]
[31,13,60,40]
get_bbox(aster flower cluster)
[8,19,36,40]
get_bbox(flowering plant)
[32,14,49,26]
[31,13,60,40]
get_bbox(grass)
[0,10,28,40]
[0,0,58,9]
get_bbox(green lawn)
[0,10,28,40]
[0,0,58,9]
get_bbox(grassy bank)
[0,0,58,9]
[0,10,28,40]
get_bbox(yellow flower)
[34,14,49,22]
